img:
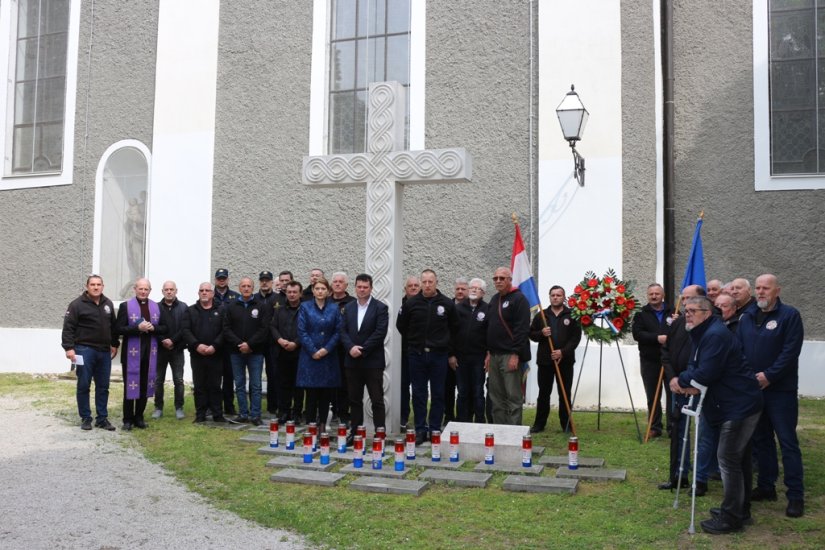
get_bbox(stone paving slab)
[348,478,428,496]
[533,445,545,455]
[265,456,337,471]
[270,469,344,487]
[538,456,605,468]
[413,459,466,470]
[256,445,316,457]
[503,475,578,494]
[339,464,408,479]
[418,469,492,488]
[201,420,248,431]
[473,462,545,476]
[239,434,271,443]
[555,468,626,481]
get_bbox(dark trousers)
[332,349,350,422]
[122,359,149,423]
[669,393,690,481]
[264,346,278,414]
[154,349,185,411]
[752,391,804,501]
[640,357,669,433]
[718,412,760,527]
[221,351,236,414]
[534,362,574,431]
[276,354,303,420]
[456,353,486,422]
[400,348,411,425]
[346,367,386,431]
[444,365,457,424]
[190,352,223,419]
[408,349,447,433]
[304,387,333,427]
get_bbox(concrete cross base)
[503,475,578,494]
[265,456,337,471]
[538,456,605,468]
[349,478,429,496]
[440,422,530,466]
[418,469,492,488]
[339,463,408,479]
[555,468,627,481]
[473,462,545,476]
[270,469,345,487]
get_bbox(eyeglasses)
[684,307,709,315]
[492,276,509,281]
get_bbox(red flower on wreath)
[587,278,598,288]
[613,318,624,330]
[577,301,588,310]
[580,290,591,300]
[581,315,592,326]
[574,285,583,294]
[568,297,576,307]
[626,299,636,310]
[616,284,626,294]
[616,296,626,305]
[604,277,613,284]
[567,269,640,343]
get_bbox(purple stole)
[125,298,160,400]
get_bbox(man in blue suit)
[340,273,389,443]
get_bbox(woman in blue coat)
[297,277,341,431]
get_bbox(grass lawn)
[2,373,823,549]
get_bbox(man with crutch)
[675,296,763,535]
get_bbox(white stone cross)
[302,81,472,431]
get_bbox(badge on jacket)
[766,320,777,330]
[251,308,259,318]
[437,305,445,316]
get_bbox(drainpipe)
[662,0,676,304]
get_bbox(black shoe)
[81,418,92,431]
[710,507,753,526]
[694,481,708,497]
[134,419,148,429]
[96,419,116,431]
[530,425,545,434]
[193,416,207,423]
[122,422,133,431]
[649,429,662,438]
[212,416,228,423]
[786,500,804,518]
[700,517,742,535]
[250,417,263,426]
[415,431,428,445]
[235,415,249,423]
[658,478,689,490]
[750,486,777,502]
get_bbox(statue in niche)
[119,191,146,298]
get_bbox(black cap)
[215,268,229,279]
[259,270,273,280]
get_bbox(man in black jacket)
[61,275,120,431]
[152,280,188,420]
[396,269,458,444]
[529,285,581,433]
[632,283,673,437]
[213,268,239,415]
[271,281,304,424]
[181,282,226,423]
[485,267,531,426]
[223,277,272,426]
[455,277,488,423]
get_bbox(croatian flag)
[511,223,542,313]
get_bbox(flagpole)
[643,210,704,443]
[511,213,576,436]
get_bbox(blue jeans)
[230,353,264,418]
[752,391,804,501]
[75,345,112,422]
[408,350,447,433]
[456,353,486,422]
[718,411,760,527]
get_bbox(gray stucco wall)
[0,2,158,328]
[211,1,536,295]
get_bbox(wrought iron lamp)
[555,84,589,186]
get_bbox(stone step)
[503,475,578,494]
[265,456,337,471]
[473,462,545,476]
[538,456,605,468]
[339,463,408,479]
[555,468,626,481]
[348,478,429,496]
[270,469,345,487]
[418,469,492,488]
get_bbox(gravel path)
[0,395,307,549]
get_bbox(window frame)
[753,0,825,190]
[309,0,425,156]
[0,0,81,190]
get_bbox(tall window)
[7,0,70,176]
[768,0,824,175]
[328,0,410,154]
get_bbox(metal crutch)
[672,393,695,510]
[678,380,709,534]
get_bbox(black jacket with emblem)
[222,296,272,353]
[455,299,489,356]
[395,290,458,354]
[181,301,224,352]
[529,305,581,367]
[61,292,119,351]
[486,289,532,361]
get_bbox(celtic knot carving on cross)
[302,81,472,430]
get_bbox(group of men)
[633,274,805,534]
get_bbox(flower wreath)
[567,268,640,343]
